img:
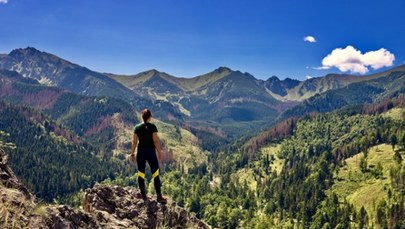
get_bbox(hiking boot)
[157,194,167,204]
[135,193,149,201]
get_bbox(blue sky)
[0,0,404,80]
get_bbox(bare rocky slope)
[0,149,209,228]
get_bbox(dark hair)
[141,109,152,130]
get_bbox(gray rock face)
[0,149,210,228]
[82,185,209,229]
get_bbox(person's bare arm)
[130,133,138,162]
[153,132,163,161]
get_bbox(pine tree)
[359,155,368,173]
[359,206,369,229]
[390,133,398,150]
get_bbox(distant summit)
[264,76,300,96]
[2,47,76,84]
[9,47,43,58]
[0,47,145,103]
[213,66,232,74]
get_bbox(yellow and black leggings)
[136,148,161,196]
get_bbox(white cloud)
[305,75,313,79]
[313,66,330,70]
[304,36,316,43]
[0,0,8,4]
[319,45,395,74]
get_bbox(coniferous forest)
[159,98,405,228]
[0,101,132,202]
[1,88,405,228]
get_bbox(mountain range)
[2,47,404,144]
[0,47,182,123]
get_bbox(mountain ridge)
[281,70,405,120]
[106,66,234,92]
[0,47,186,123]
[108,66,284,140]
[279,65,405,101]
[107,60,405,106]
[0,47,143,102]
[2,47,403,105]
[0,47,405,94]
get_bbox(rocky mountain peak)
[8,47,71,67]
[149,69,161,75]
[264,75,301,97]
[282,77,301,89]
[214,66,232,74]
[267,75,281,82]
[8,47,41,59]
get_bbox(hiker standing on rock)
[130,108,167,204]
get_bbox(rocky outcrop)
[0,149,209,228]
[0,149,33,201]
[0,148,37,228]
[82,185,208,228]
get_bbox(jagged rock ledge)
[0,149,209,228]
[81,184,209,228]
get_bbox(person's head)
[141,108,152,123]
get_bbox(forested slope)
[159,96,405,228]
[0,101,128,201]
